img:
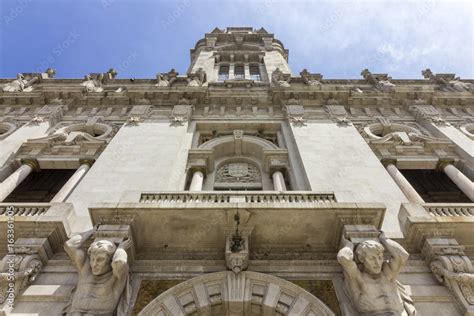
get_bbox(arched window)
[218,65,229,81]
[234,64,245,79]
[249,65,261,81]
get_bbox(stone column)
[189,170,204,191]
[383,160,425,204]
[51,159,94,202]
[272,170,287,191]
[438,160,474,201]
[0,159,38,202]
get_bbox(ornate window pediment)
[0,122,17,140]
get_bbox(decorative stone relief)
[326,101,352,126]
[300,69,322,86]
[422,238,474,315]
[225,212,249,274]
[285,104,306,127]
[215,161,261,189]
[1,68,55,92]
[422,68,473,92]
[361,69,395,92]
[362,120,423,145]
[0,238,52,305]
[170,101,193,126]
[124,105,152,126]
[187,67,207,87]
[155,68,178,87]
[63,225,132,316]
[271,67,291,87]
[337,226,416,315]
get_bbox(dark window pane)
[234,65,245,79]
[218,65,229,81]
[250,65,260,81]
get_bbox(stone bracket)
[0,238,53,304]
[422,238,474,315]
[340,225,379,247]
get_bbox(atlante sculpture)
[337,231,416,315]
[63,228,130,315]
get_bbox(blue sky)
[0,0,472,79]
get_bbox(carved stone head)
[88,240,116,276]
[356,240,385,275]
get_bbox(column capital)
[189,167,206,175]
[381,158,397,167]
[79,158,95,167]
[270,167,286,175]
[20,158,40,171]
[436,158,455,171]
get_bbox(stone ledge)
[18,285,73,302]
[409,285,453,302]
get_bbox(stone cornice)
[1,83,472,125]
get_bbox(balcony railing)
[424,204,474,217]
[0,203,51,216]
[140,191,336,204]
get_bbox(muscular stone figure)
[63,229,130,315]
[187,68,207,87]
[337,232,413,315]
[361,69,395,92]
[2,74,34,92]
[81,75,104,93]
[155,69,178,87]
[271,68,291,87]
[300,69,321,86]
[422,68,472,92]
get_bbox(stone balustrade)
[0,203,50,216]
[425,203,474,217]
[140,191,336,204]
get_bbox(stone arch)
[198,133,279,161]
[138,271,335,316]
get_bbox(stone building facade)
[0,27,473,315]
